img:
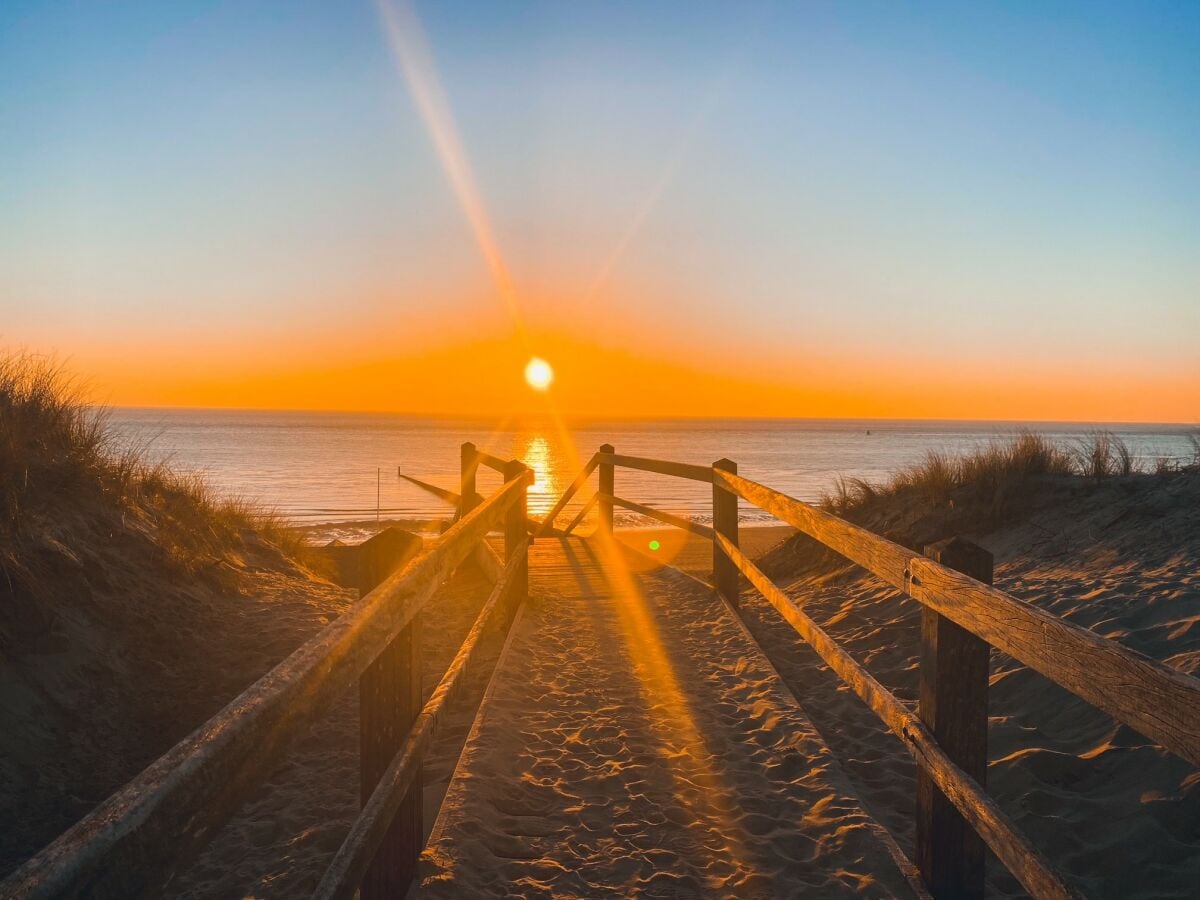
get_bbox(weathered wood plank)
[474,449,508,473]
[359,618,420,899]
[473,539,504,583]
[917,538,991,899]
[599,451,713,484]
[714,469,1200,768]
[562,493,598,536]
[713,469,911,590]
[313,543,529,900]
[400,473,461,508]
[399,471,555,538]
[535,454,598,536]
[459,442,478,519]
[356,531,424,900]
[504,460,529,610]
[715,534,1079,900]
[606,493,714,539]
[598,445,615,536]
[907,556,1200,768]
[1,476,530,900]
[712,458,739,608]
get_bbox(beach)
[3,416,1198,897]
[166,486,1199,897]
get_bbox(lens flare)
[375,0,524,330]
[525,357,553,391]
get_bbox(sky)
[1,0,1197,422]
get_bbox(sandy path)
[419,535,919,897]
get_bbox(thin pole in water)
[376,468,381,522]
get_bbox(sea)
[106,410,1198,543]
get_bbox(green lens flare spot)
[648,539,661,551]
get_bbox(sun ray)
[579,21,763,308]
[375,0,526,333]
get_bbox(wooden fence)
[537,445,1200,900]
[3,454,533,900]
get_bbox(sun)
[524,357,554,391]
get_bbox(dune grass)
[821,429,1197,520]
[0,352,315,583]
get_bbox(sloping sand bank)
[420,535,920,897]
[742,475,1200,898]
[173,560,504,897]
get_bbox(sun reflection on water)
[516,432,559,517]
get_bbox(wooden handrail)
[473,449,508,474]
[605,493,714,539]
[314,541,529,899]
[535,453,599,536]
[597,451,713,483]
[3,475,531,899]
[716,534,1078,900]
[562,493,597,535]
[712,468,1200,768]
[399,470,555,537]
[398,473,461,506]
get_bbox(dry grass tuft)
[821,430,1077,517]
[1074,430,1135,479]
[0,352,319,600]
[766,429,1200,582]
[812,428,1200,544]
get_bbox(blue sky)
[0,1,1197,418]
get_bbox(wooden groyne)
[4,444,1199,899]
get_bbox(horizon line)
[99,403,1200,430]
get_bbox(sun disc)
[525,357,554,391]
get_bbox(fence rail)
[605,493,715,539]
[314,541,528,900]
[713,468,1200,769]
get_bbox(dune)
[0,356,351,878]
[740,472,1200,898]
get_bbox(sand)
[739,475,1200,898]
[173,559,507,897]
[10,475,1197,898]
[0,550,354,879]
[419,534,920,897]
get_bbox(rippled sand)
[741,476,1200,898]
[420,535,920,897]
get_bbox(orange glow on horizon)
[71,324,1199,425]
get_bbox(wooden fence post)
[917,536,992,900]
[712,459,740,607]
[504,460,529,608]
[598,444,615,537]
[358,549,424,898]
[459,442,477,520]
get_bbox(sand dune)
[173,560,506,897]
[741,475,1200,898]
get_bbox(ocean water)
[107,409,1197,540]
